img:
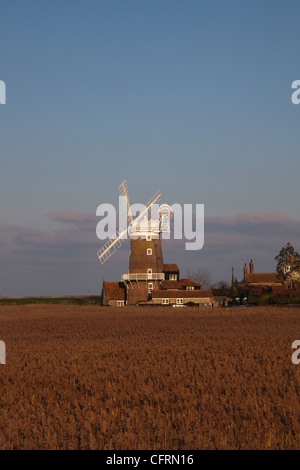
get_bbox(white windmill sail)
[97,181,161,264]
[119,179,133,225]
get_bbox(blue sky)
[0,1,300,296]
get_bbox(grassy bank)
[0,296,102,306]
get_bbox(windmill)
[97,180,172,305]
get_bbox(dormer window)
[169,274,177,281]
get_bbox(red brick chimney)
[249,259,254,274]
[243,263,248,282]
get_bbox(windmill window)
[147,248,152,255]
[146,234,151,241]
[148,283,153,292]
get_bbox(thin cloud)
[1,211,299,295]
[205,212,300,236]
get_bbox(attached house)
[102,265,214,307]
[151,289,214,306]
[163,264,180,281]
[102,282,126,307]
[150,275,214,306]
[178,279,201,290]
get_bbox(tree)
[210,280,231,296]
[275,242,300,286]
[186,269,212,289]
[275,243,300,273]
[230,267,237,298]
[215,280,230,290]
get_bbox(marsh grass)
[0,305,299,449]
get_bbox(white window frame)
[169,274,177,281]
[148,282,153,293]
[162,298,169,305]
[186,286,194,290]
[146,234,151,241]
[176,298,183,304]
[117,300,124,307]
[147,268,152,279]
[147,248,152,256]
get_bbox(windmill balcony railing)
[122,273,165,281]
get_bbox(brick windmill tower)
[97,180,172,304]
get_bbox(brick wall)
[127,281,149,305]
[129,238,164,274]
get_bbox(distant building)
[239,259,284,299]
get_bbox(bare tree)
[214,280,230,290]
[186,269,212,289]
[210,280,231,296]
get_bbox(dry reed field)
[0,304,300,449]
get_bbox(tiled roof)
[103,281,126,301]
[163,264,179,272]
[246,273,281,284]
[151,289,213,299]
[161,280,183,290]
[179,279,201,287]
